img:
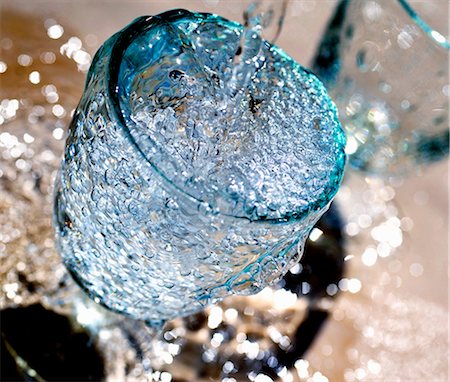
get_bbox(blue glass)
[313,0,449,175]
[53,9,346,325]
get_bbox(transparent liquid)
[229,0,289,95]
[54,10,345,323]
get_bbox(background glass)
[313,0,449,175]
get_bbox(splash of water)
[229,0,289,96]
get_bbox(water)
[244,0,288,43]
[54,9,346,323]
[229,0,289,95]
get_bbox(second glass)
[313,0,449,175]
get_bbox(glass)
[313,0,449,175]
[53,9,346,326]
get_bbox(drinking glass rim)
[105,9,344,224]
[397,0,450,50]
